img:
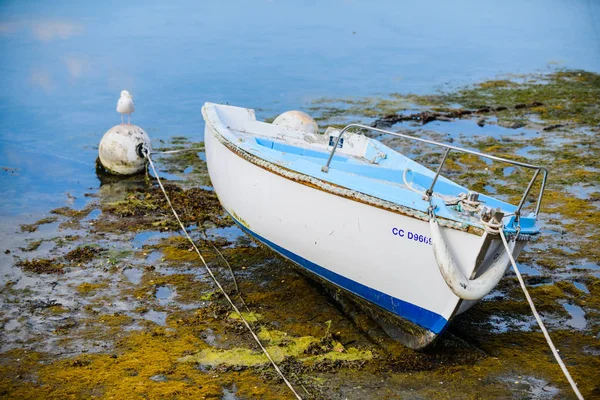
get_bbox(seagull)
[116,90,135,125]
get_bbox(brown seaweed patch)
[312,70,600,130]
[50,206,92,218]
[99,184,231,233]
[16,258,65,275]
[462,278,570,324]
[19,216,58,233]
[20,239,43,252]
[65,245,105,263]
[435,70,600,126]
[486,331,600,398]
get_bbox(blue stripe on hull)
[228,214,449,334]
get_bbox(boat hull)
[204,120,523,348]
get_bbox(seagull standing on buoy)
[116,90,135,125]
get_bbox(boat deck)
[207,104,539,235]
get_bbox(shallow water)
[562,302,587,330]
[123,266,143,285]
[573,281,589,294]
[142,309,167,326]
[131,230,173,249]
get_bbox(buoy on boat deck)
[273,110,319,134]
[98,124,152,175]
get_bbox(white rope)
[151,148,201,155]
[480,217,503,234]
[403,168,480,211]
[498,229,584,400]
[458,193,481,213]
[143,150,303,400]
[403,168,428,196]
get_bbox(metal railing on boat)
[321,124,548,223]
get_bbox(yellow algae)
[257,327,289,343]
[530,106,548,114]
[46,305,70,314]
[153,236,217,261]
[456,153,487,169]
[198,291,217,301]
[0,330,253,399]
[181,347,270,367]
[228,311,263,323]
[305,347,372,363]
[76,282,108,296]
[443,158,461,172]
[179,333,314,367]
[97,313,134,328]
[162,246,198,262]
[179,328,371,368]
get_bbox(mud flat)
[1,71,599,399]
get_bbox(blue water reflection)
[1,0,599,216]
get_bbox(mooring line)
[150,148,201,155]
[198,229,251,313]
[198,230,312,397]
[143,149,303,400]
[498,229,584,400]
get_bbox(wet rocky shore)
[1,70,599,399]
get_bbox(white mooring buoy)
[98,124,151,175]
[273,110,319,134]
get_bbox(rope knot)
[480,206,504,234]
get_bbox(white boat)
[202,102,547,349]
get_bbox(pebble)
[150,374,168,382]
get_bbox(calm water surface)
[1,0,599,216]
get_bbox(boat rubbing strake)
[202,102,547,349]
